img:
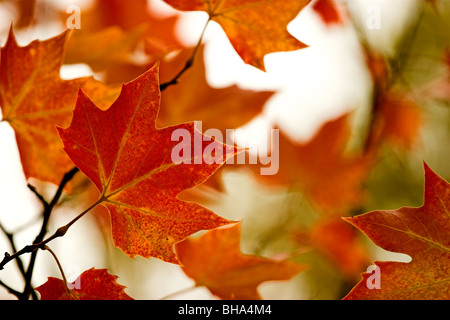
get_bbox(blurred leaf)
[309,218,370,281]
[248,114,375,211]
[176,223,306,299]
[312,0,344,26]
[65,26,148,72]
[81,0,183,54]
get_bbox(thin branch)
[33,167,79,244]
[27,184,49,208]
[0,197,102,272]
[159,18,211,91]
[21,166,79,300]
[0,222,27,281]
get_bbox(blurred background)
[0,0,449,299]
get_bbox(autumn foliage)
[0,0,449,301]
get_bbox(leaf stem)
[43,246,69,291]
[159,18,211,91]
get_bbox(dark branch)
[159,18,210,91]
[27,184,49,208]
[0,167,79,300]
[33,167,79,243]
[0,222,27,281]
[21,166,79,300]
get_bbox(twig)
[27,184,49,208]
[33,167,79,243]
[159,18,211,91]
[20,166,79,300]
[0,222,27,281]
[43,246,69,291]
[0,198,101,271]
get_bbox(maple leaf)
[57,63,239,264]
[80,0,183,55]
[175,223,306,300]
[35,268,133,300]
[0,29,120,186]
[343,163,450,300]
[163,0,311,71]
[64,26,148,73]
[60,0,183,81]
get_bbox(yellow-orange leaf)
[64,26,147,72]
[80,0,183,55]
[163,0,311,71]
[0,29,120,186]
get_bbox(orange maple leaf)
[35,268,133,300]
[80,0,183,55]
[175,223,306,300]
[61,0,183,80]
[64,26,148,73]
[343,163,450,300]
[0,29,120,186]
[163,0,311,71]
[57,63,239,264]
